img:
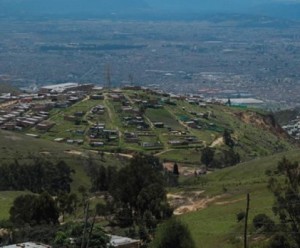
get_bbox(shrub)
[252,214,275,232]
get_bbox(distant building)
[40,83,79,93]
[36,121,55,131]
[219,98,264,106]
[153,122,164,128]
[90,94,104,100]
[40,83,94,94]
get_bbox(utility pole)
[81,201,90,248]
[244,193,250,248]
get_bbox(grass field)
[180,187,274,248]
[145,108,184,131]
[0,191,27,220]
[177,149,300,247]
[0,130,126,220]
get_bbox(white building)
[3,242,51,248]
[40,83,79,93]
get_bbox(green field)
[0,191,27,220]
[146,108,185,131]
[177,149,300,247]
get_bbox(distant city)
[1,18,300,109]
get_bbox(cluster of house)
[123,116,149,130]
[282,118,300,140]
[0,83,98,133]
[0,101,54,132]
[91,104,105,114]
[89,123,119,147]
[0,83,257,149]
[168,135,201,146]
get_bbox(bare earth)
[168,191,243,215]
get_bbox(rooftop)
[41,82,79,90]
[3,242,51,248]
[109,235,140,247]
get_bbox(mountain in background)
[0,0,299,20]
[145,0,300,20]
[0,0,149,16]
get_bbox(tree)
[269,233,292,248]
[201,147,215,168]
[87,225,109,248]
[0,158,73,194]
[227,98,231,106]
[56,193,78,222]
[268,157,300,247]
[150,218,195,248]
[10,194,37,226]
[223,129,234,148]
[10,192,59,226]
[12,224,58,245]
[109,154,171,227]
[53,222,109,248]
[136,183,170,219]
[90,165,117,192]
[173,163,179,175]
[223,149,240,166]
[53,231,68,246]
[252,214,275,232]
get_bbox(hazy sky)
[0,0,299,20]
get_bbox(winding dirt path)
[154,149,175,156]
[173,194,225,215]
[167,191,240,216]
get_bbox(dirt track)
[168,191,242,215]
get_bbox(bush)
[269,233,291,248]
[252,214,275,232]
[236,211,245,222]
[150,218,195,248]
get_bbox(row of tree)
[201,147,240,168]
[5,154,173,247]
[0,158,74,194]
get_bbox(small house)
[154,122,164,128]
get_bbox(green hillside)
[0,88,298,246]
[0,130,125,220]
[177,149,300,248]
[20,89,296,165]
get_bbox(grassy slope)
[0,89,298,233]
[0,129,91,188]
[179,149,300,248]
[20,90,296,163]
[0,191,26,220]
[0,130,125,220]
